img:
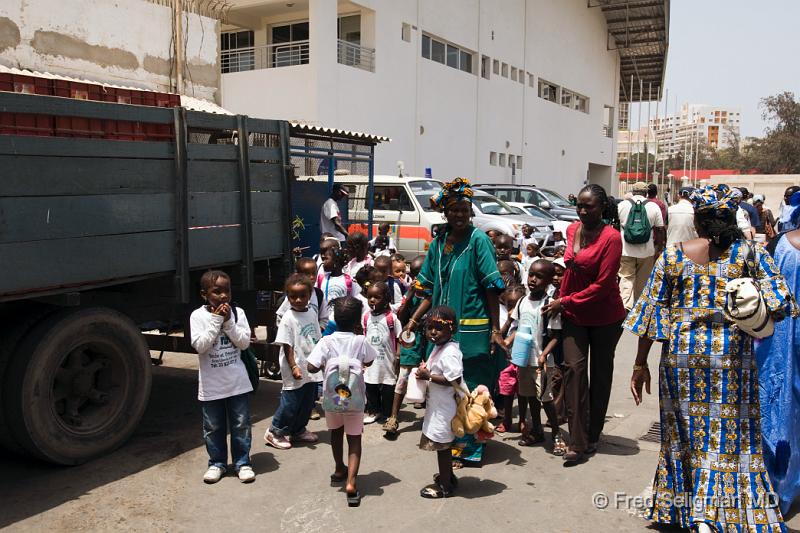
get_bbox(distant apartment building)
[616,126,655,159]
[650,104,742,159]
[218,0,668,197]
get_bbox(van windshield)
[410,180,444,212]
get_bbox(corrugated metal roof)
[592,0,669,101]
[289,121,390,143]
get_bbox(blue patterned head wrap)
[430,177,474,212]
[690,184,740,214]
[789,190,800,227]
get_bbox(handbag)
[240,347,260,392]
[723,242,774,339]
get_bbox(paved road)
[1,331,798,532]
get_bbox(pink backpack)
[316,272,353,298]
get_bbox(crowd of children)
[189,222,567,504]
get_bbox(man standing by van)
[320,184,349,241]
[617,182,665,310]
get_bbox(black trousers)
[366,383,394,419]
[562,318,623,452]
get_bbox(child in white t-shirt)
[189,270,255,484]
[344,231,372,277]
[416,306,463,499]
[276,257,329,331]
[362,281,402,424]
[369,222,397,257]
[307,296,377,507]
[265,274,323,450]
[317,247,360,313]
[510,259,564,454]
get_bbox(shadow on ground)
[0,360,283,529]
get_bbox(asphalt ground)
[1,331,798,532]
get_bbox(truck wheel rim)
[51,341,127,435]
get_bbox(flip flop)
[420,483,454,499]
[346,490,361,507]
[330,471,347,484]
[518,433,545,447]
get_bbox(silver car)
[470,190,553,245]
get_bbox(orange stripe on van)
[348,224,433,243]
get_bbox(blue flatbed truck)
[0,91,294,465]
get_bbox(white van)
[305,174,447,258]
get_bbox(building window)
[538,79,559,103]
[561,89,573,108]
[516,155,523,169]
[501,63,509,78]
[510,67,517,82]
[528,73,535,87]
[517,71,524,84]
[421,33,474,74]
[402,22,411,42]
[460,50,472,73]
[499,153,507,167]
[270,21,309,67]
[493,59,499,75]
[481,55,490,79]
[603,105,614,137]
[489,151,497,166]
[221,30,255,73]
[574,94,589,113]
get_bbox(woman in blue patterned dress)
[626,184,798,532]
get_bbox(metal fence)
[221,40,310,73]
[337,39,375,72]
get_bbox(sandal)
[518,433,545,447]
[382,416,399,434]
[495,422,508,434]
[552,432,567,456]
[346,490,361,507]
[420,483,454,499]
[451,460,465,470]
[330,470,347,484]
[562,450,586,466]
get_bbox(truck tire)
[0,304,57,454]
[4,307,152,465]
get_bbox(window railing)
[603,125,613,138]
[221,40,310,73]
[337,39,375,72]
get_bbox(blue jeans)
[271,382,317,437]
[202,393,252,471]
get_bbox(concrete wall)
[222,0,623,198]
[0,0,219,101]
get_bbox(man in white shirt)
[666,187,698,246]
[732,188,755,239]
[617,182,665,310]
[320,184,349,241]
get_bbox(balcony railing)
[337,39,375,72]
[221,40,310,73]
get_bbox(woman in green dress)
[404,177,505,466]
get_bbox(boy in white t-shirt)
[189,270,255,484]
[362,281,402,424]
[510,259,565,454]
[265,274,323,450]
[344,231,372,277]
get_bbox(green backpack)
[623,200,652,244]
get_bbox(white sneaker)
[291,430,319,443]
[238,465,256,483]
[264,428,292,449]
[203,465,225,484]
[363,413,377,424]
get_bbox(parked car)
[474,184,579,222]
[506,202,571,243]
[471,190,553,245]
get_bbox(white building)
[616,127,656,159]
[220,0,668,196]
[651,103,742,158]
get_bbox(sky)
[631,0,800,138]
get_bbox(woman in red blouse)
[544,184,626,465]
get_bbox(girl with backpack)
[317,247,359,313]
[362,281,402,424]
[307,296,377,507]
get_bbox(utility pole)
[174,0,185,94]
[635,78,642,178]
[626,74,633,178]
[645,82,651,183]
